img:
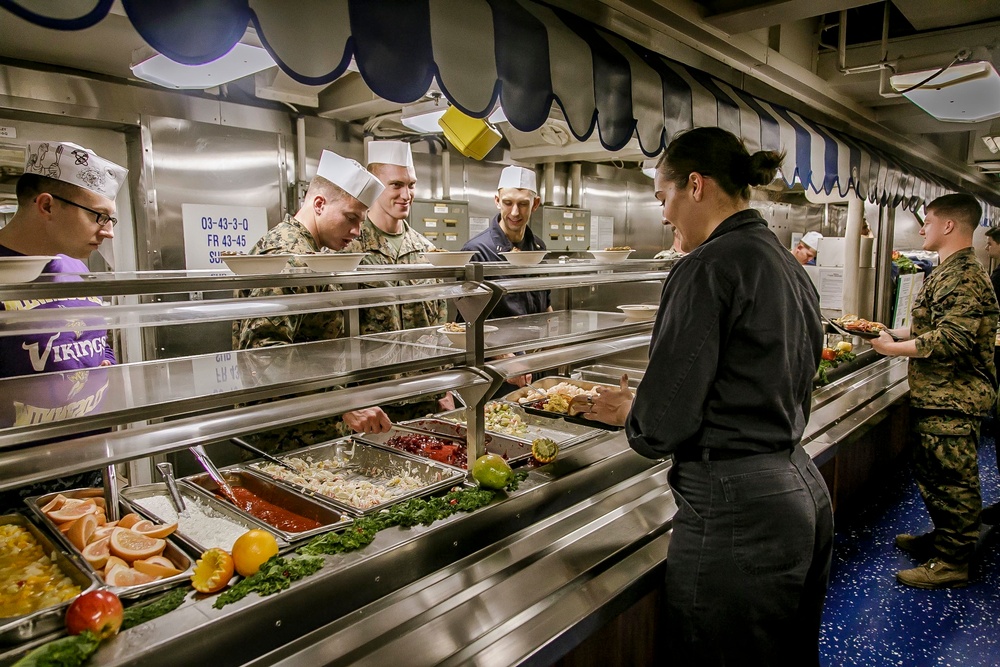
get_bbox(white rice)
[133,493,254,553]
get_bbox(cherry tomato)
[65,590,123,640]
[821,348,837,361]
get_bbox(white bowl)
[221,254,295,275]
[0,256,57,283]
[438,324,498,347]
[501,250,548,266]
[589,249,634,263]
[298,252,367,273]
[420,251,476,267]
[618,304,658,321]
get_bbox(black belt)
[673,447,762,462]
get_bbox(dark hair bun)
[746,151,783,187]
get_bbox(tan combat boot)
[896,558,969,589]
[894,532,936,560]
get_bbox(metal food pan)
[433,404,603,449]
[572,364,644,388]
[25,488,194,601]
[399,417,534,465]
[121,483,289,554]
[248,438,465,516]
[357,424,471,470]
[181,470,351,543]
[0,513,100,646]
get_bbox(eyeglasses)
[48,194,118,228]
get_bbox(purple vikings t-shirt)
[0,246,115,427]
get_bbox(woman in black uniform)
[576,127,834,666]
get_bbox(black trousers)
[665,445,834,667]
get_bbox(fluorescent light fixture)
[131,43,276,90]
[984,136,999,154]
[889,60,1000,123]
[400,98,449,133]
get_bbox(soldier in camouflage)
[233,152,393,454]
[871,193,1000,589]
[341,140,449,420]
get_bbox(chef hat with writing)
[497,166,537,193]
[24,141,127,200]
[800,231,824,250]
[316,150,385,208]
[366,140,414,168]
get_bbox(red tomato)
[821,348,837,361]
[65,590,123,639]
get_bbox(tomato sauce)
[220,487,322,533]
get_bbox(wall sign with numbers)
[181,203,269,270]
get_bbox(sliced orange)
[130,519,155,533]
[105,555,128,574]
[92,524,116,541]
[116,513,142,529]
[57,521,74,534]
[143,556,175,569]
[40,494,68,514]
[133,521,177,539]
[109,527,165,562]
[191,548,235,594]
[47,499,98,523]
[92,497,106,509]
[66,513,98,551]
[105,566,156,587]
[82,536,111,570]
[133,557,183,578]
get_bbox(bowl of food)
[438,322,498,347]
[0,256,56,283]
[221,253,294,275]
[419,250,476,267]
[297,252,367,273]
[588,247,633,263]
[501,250,548,266]
[618,304,658,321]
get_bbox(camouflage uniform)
[342,218,447,419]
[907,248,999,563]
[232,215,351,454]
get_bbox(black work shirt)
[462,214,550,317]
[626,209,823,459]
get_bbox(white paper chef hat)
[316,150,385,208]
[800,231,824,250]
[366,140,414,168]
[497,166,537,193]
[24,141,127,200]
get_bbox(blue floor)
[820,426,1000,667]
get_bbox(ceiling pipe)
[837,3,899,80]
[569,162,582,208]
[543,163,555,206]
[441,147,451,200]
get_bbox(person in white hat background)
[0,141,126,508]
[792,231,823,265]
[234,150,394,445]
[461,165,552,389]
[341,139,451,417]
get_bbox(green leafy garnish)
[213,554,323,609]
[12,631,100,667]
[121,588,187,630]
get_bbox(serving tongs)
[155,461,186,513]
[189,445,239,505]
[230,437,298,473]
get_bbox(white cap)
[366,140,414,168]
[497,166,537,193]
[316,150,385,208]
[24,142,127,200]
[800,231,823,250]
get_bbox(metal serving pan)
[399,417,535,465]
[357,424,474,469]
[502,377,622,431]
[25,488,194,601]
[432,404,603,449]
[181,470,351,544]
[121,482,289,554]
[0,513,100,646]
[246,438,466,517]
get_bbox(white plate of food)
[297,252,367,273]
[618,304,658,321]
[438,322,498,347]
[221,253,295,275]
[501,250,548,266]
[420,251,476,267]
[0,256,57,283]
[588,248,633,263]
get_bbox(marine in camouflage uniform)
[232,214,352,454]
[907,247,999,564]
[342,218,447,421]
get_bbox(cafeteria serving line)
[2,2,1000,666]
